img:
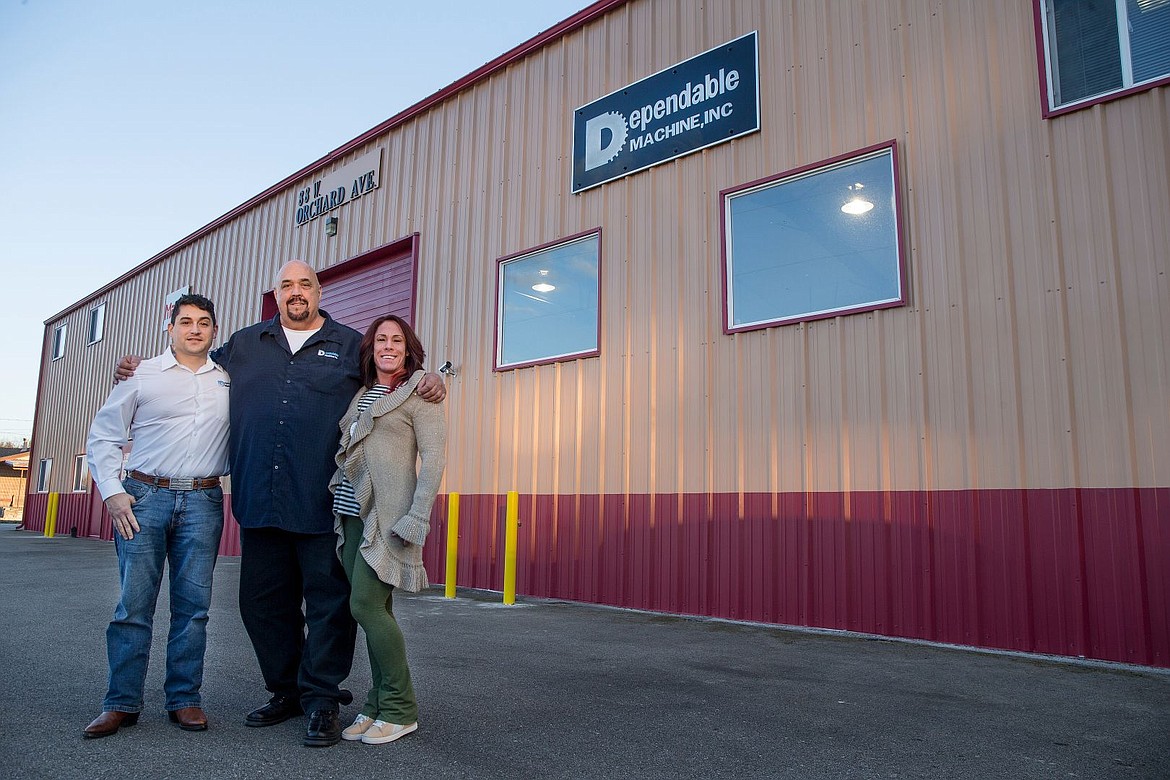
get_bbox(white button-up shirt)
[86,350,231,500]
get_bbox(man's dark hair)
[170,293,217,326]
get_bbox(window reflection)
[725,148,903,329]
[497,233,600,368]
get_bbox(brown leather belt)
[128,470,220,491]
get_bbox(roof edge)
[46,0,629,324]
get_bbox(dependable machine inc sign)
[572,31,759,193]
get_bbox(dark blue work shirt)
[213,312,361,534]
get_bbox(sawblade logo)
[584,111,629,171]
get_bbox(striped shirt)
[332,384,392,517]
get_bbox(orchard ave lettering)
[295,169,377,225]
[292,148,382,228]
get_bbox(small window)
[495,231,601,370]
[87,303,106,345]
[1038,0,1170,114]
[36,458,52,493]
[51,324,67,360]
[72,454,88,492]
[722,143,905,333]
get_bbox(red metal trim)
[1043,77,1170,119]
[45,0,631,325]
[1032,0,1053,118]
[719,141,906,335]
[493,228,603,372]
[408,232,421,327]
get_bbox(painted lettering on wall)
[293,148,382,227]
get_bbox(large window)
[495,231,601,370]
[51,324,67,360]
[87,303,106,345]
[722,143,905,333]
[36,459,52,493]
[1038,0,1170,114]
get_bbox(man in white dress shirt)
[83,294,230,739]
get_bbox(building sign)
[572,31,759,193]
[162,285,190,331]
[293,148,382,227]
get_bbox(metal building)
[24,0,1170,668]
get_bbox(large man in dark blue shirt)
[120,260,445,747]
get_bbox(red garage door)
[261,233,419,333]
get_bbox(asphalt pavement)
[1,523,1167,779]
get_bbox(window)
[87,303,106,345]
[36,459,52,493]
[1038,0,1170,114]
[495,231,601,369]
[722,143,905,333]
[51,324,67,360]
[72,454,88,492]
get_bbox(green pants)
[339,515,418,724]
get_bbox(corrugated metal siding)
[26,0,1170,665]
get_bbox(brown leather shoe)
[83,710,140,739]
[168,706,208,731]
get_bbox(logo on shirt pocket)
[318,350,340,360]
[217,380,231,387]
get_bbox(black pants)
[239,527,356,713]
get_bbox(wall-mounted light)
[841,182,873,215]
[325,216,339,237]
[439,360,457,378]
[532,268,555,293]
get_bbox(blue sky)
[0,0,589,443]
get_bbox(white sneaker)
[360,719,418,745]
[341,714,374,741]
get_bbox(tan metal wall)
[31,0,1170,502]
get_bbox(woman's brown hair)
[358,314,426,388]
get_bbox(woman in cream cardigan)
[329,314,446,746]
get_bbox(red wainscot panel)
[424,487,1170,669]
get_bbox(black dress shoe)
[304,709,341,747]
[245,695,302,727]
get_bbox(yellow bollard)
[503,490,519,605]
[45,492,60,538]
[444,493,460,599]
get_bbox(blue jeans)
[103,477,224,713]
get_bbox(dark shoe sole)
[83,729,119,740]
[245,712,299,728]
[303,735,341,747]
[168,711,208,731]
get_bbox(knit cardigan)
[330,370,447,592]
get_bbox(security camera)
[438,361,457,377]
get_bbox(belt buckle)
[170,477,196,491]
